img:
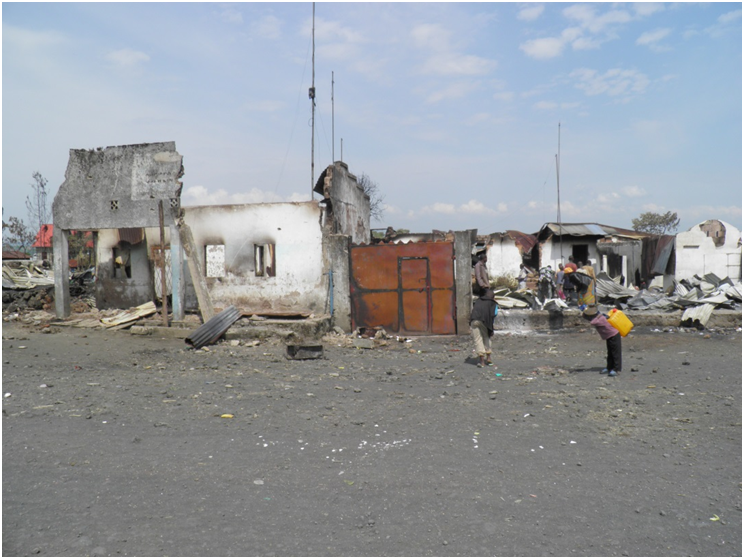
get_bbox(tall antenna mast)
[331,71,335,163]
[309,2,316,199]
[556,122,563,261]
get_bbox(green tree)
[631,211,680,235]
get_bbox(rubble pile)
[491,270,741,328]
[2,263,95,313]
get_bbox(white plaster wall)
[485,239,523,278]
[542,239,600,270]
[182,202,327,311]
[675,220,742,280]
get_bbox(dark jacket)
[470,292,498,336]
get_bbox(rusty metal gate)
[349,241,456,335]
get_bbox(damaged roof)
[539,222,647,240]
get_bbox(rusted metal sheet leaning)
[185,305,241,349]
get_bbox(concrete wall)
[316,162,370,244]
[676,220,742,281]
[485,236,524,279]
[454,231,473,334]
[324,234,351,331]
[180,202,327,312]
[53,142,183,230]
[541,237,601,270]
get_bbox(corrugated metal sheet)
[185,305,241,349]
[544,223,647,239]
[505,230,538,254]
[681,303,715,328]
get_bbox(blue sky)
[3,2,742,236]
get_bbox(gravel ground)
[2,318,741,557]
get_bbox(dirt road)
[3,320,741,556]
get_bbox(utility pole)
[309,2,316,199]
[331,71,335,163]
[556,122,563,262]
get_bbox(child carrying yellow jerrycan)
[582,307,623,377]
[607,308,633,337]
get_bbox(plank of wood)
[177,221,215,322]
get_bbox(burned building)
[52,143,370,330]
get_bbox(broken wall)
[52,142,183,317]
[180,202,327,313]
[315,162,370,244]
[53,142,183,230]
[484,234,525,279]
[676,220,742,281]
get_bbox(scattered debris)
[286,344,324,360]
[101,302,157,329]
[2,262,54,290]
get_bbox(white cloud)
[520,36,565,59]
[315,17,364,44]
[622,186,647,197]
[422,202,456,215]
[412,23,496,77]
[426,81,479,104]
[420,53,496,77]
[105,48,150,67]
[534,100,558,110]
[461,199,497,215]
[252,15,282,39]
[411,23,450,51]
[632,3,666,18]
[219,8,243,25]
[517,4,544,22]
[637,28,671,46]
[3,25,67,50]
[571,68,650,98]
[493,91,515,102]
[420,200,502,217]
[718,10,742,25]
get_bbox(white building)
[675,219,742,281]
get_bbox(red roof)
[33,224,53,248]
[32,225,95,249]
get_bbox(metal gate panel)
[350,241,456,335]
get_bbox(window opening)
[254,244,276,277]
[206,245,226,278]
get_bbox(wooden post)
[177,219,214,322]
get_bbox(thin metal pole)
[556,122,563,262]
[310,2,316,199]
[332,71,335,163]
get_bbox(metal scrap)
[185,305,241,349]
[2,263,54,289]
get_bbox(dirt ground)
[2,317,741,557]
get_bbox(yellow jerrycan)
[607,308,633,337]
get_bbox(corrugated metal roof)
[542,223,647,239]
